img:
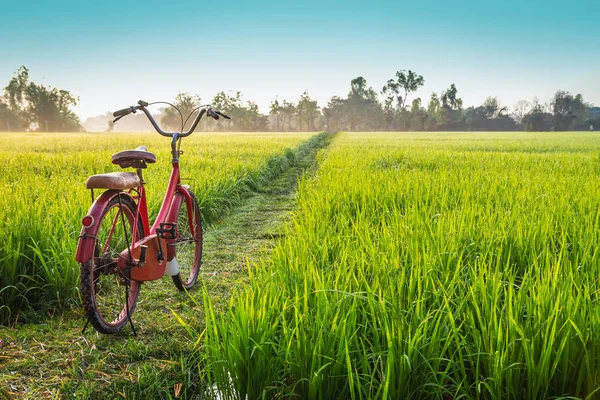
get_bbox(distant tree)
[0,99,23,131]
[408,98,428,130]
[589,106,600,119]
[280,100,297,131]
[269,98,282,131]
[512,100,531,124]
[2,66,81,131]
[441,84,463,110]
[423,93,441,130]
[438,84,463,129]
[345,77,382,130]
[297,91,319,131]
[410,98,422,114]
[25,84,80,131]
[523,100,553,131]
[349,77,373,99]
[381,69,424,130]
[161,92,201,131]
[585,106,600,131]
[323,96,346,132]
[427,92,440,119]
[482,97,508,119]
[4,66,29,112]
[210,91,267,131]
[382,70,425,110]
[211,91,242,131]
[381,83,397,129]
[550,90,587,131]
[464,99,517,132]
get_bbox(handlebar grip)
[207,109,220,120]
[113,107,133,118]
[216,111,231,120]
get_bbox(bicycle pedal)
[156,222,177,239]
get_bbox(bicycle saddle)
[112,146,156,169]
[86,171,141,190]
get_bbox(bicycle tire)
[80,193,145,334]
[171,189,203,291]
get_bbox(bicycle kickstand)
[81,317,90,335]
[124,272,137,336]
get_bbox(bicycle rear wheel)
[80,193,145,334]
[172,190,203,291]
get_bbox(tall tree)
[382,70,425,110]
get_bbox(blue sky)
[1,0,598,119]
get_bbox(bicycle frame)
[76,136,199,282]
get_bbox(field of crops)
[203,132,600,399]
[0,131,315,325]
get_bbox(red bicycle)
[75,100,230,334]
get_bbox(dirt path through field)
[0,133,333,399]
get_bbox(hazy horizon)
[2,0,599,119]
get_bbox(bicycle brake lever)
[113,115,125,123]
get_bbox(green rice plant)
[0,131,318,325]
[203,132,600,399]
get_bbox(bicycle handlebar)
[112,100,228,138]
[113,107,135,118]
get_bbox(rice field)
[0,131,315,325]
[202,132,600,399]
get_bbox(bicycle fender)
[75,190,134,264]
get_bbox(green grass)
[0,131,316,325]
[201,132,600,399]
[0,132,330,399]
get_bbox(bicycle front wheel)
[172,189,203,291]
[80,193,145,334]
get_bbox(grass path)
[0,133,332,399]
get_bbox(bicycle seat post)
[136,166,144,186]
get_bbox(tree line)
[0,67,81,132]
[158,74,596,133]
[1,66,597,132]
